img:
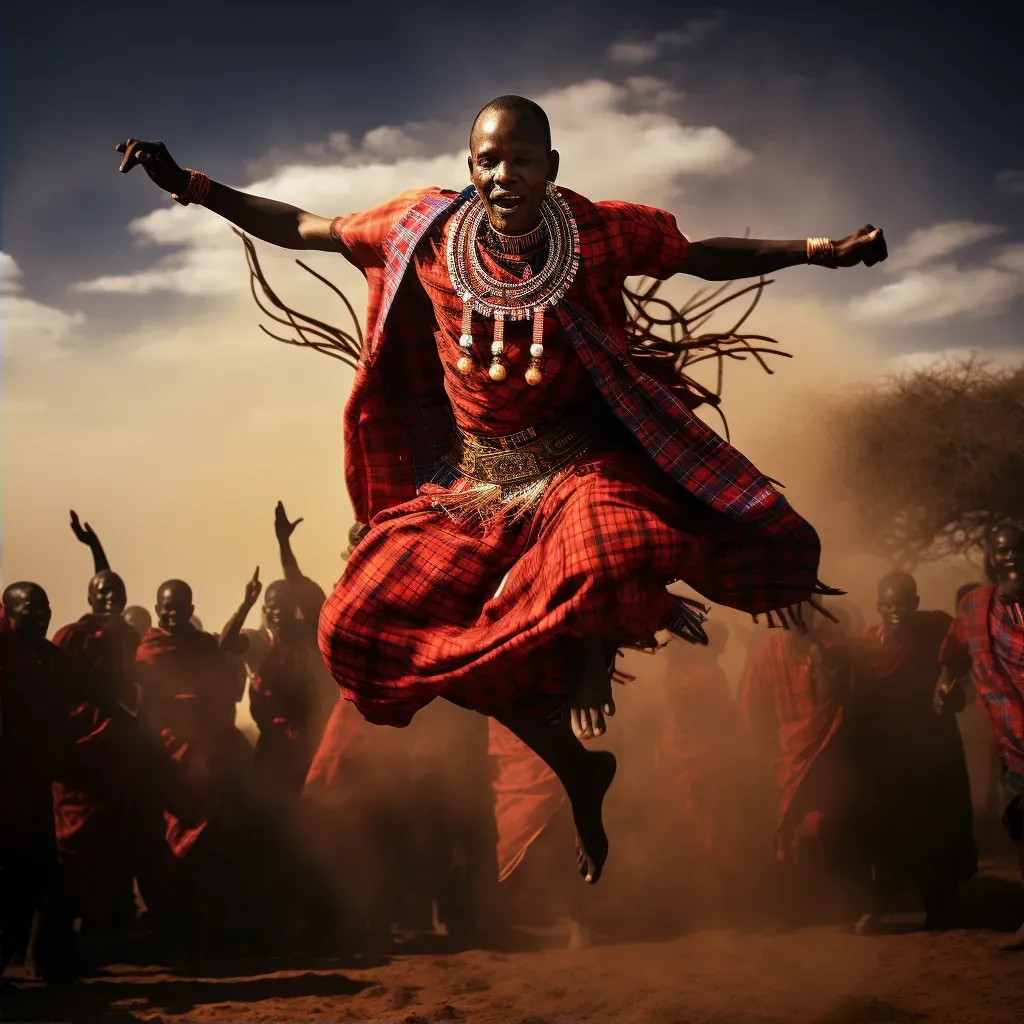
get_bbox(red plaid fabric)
[736,631,842,860]
[942,585,1024,798]
[321,186,823,727]
[333,186,821,612]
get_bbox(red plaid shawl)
[333,186,821,615]
[736,630,843,860]
[942,585,1024,798]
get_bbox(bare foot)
[568,638,615,741]
[997,920,1024,951]
[569,749,616,883]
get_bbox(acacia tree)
[831,357,1024,568]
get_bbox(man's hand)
[275,501,304,543]
[69,510,97,547]
[834,224,887,268]
[116,139,189,195]
[243,567,262,609]
[933,678,955,715]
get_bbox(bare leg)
[493,709,616,884]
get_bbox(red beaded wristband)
[172,169,212,207]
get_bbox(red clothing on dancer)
[319,186,824,728]
[488,718,565,883]
[941,585,1024,810]
[737,629,842,862]
[135,625,250,860]
[833,612,977,894]
[51,614,141,925]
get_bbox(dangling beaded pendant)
[525,305,546,386]
[456,292,475,375]
[488,312,507,382]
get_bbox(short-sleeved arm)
[597,200,689,281]
[329,187,436,271]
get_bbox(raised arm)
[275,501,305,586]
[219,568,262,653]
[69,510,111,574]
[681,225,887,281]
[115,139,338,252]
[274,501,327,623]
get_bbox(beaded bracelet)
[172,169,212,207]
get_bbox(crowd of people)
[3,505,1023,983]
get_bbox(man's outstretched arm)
[220,568,262,654]
[69,510,111,573]
[681,225,887,281]
[115,139,338,252]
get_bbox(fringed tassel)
[814,579,846,597]
[752,595,841,631]
[665,596,710,646]
[431,476,551,526]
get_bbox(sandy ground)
[5,859,1023,1024]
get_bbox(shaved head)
[2,581,52,641]
[88,569,127,616]
[471,94,551,152]
[877,570,917,601]
[877,570,919,639]
[156,579,194,634]
[123,604,152,637]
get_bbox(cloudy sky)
[3,0,1022,632]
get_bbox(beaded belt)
[452,416,593,486]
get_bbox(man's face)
[877,583,919,639]
[4,587,52,642]
[263,582,297,634]
[469,108,558,236]
[990,525,1023,601]
[89,571,127,616]
[156,588,193,633]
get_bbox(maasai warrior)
[241,502,335,798]
[936,522,1024,950]
[117,95,886,882]
[827,572,976,932]
[123,605,152,638]
[134,575,257,948]
[51,513,141,936]
[0,584,82,978]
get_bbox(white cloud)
[608,10,727,64]
[73,78,751,300]
[994,169,1024,196]
[1,251,85,356]
[847,243,1024,326]
[2,251,24,293]
[885,220,1004,273]
[608,41,660,65]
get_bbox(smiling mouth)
[490,194,524,212]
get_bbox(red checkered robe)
[487,718,565,882]
[320,186,823,727]
[135,626,251,860]
[50,614,141,925]
[941,585,1024,802]
[736,630,842,862]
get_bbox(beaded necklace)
[446,182,581,386]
